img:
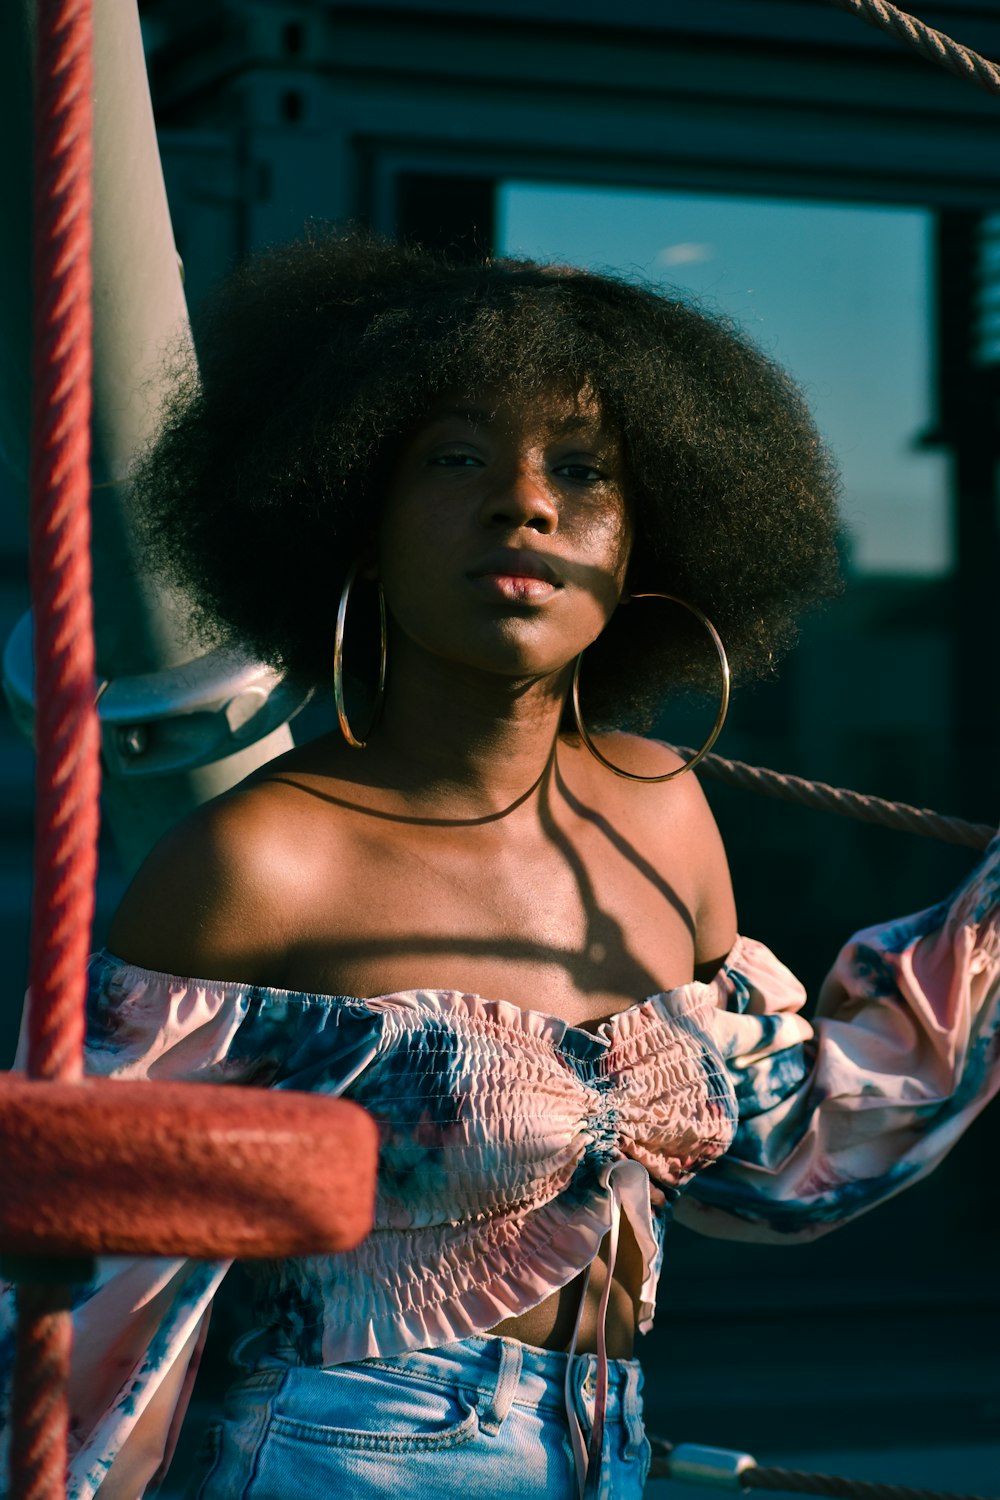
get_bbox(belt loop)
[621,1363,645,1460]
[477,1337,522,1435]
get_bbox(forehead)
[416,386,616,441]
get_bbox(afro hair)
[128,228,843,731]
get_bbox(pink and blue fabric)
[2,839,1000,1498]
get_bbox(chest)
[279,808,700,1025]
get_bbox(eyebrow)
[432,407,494,427]
[428,408,604,439]
[548,414,598,437]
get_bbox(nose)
[480,464,558,534]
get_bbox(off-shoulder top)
[3,840,1000,1500]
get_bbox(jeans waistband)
[234,1329,644,1450]
[357,1335,643,1423]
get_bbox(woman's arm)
[677,839,1000,1240]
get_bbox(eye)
[554,461,605,482]
[428,449,484,468]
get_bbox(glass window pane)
[498,183,950,577]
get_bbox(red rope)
[28,0,97,1088]
[10,1289,74,1500]
[27,0,96,1086]
[12,2,98,1498]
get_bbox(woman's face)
[377,388,632,682]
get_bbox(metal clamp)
[667,1444,758,1489]
[3,609,312,777]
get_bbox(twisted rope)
[823,0,1000,95]
[10,1289,74,1500]
[648,1440,996,1499]
[28,0,97,1086]
[745,1467,994,1500]
[13,1,98,1498]
[668,746,996,851]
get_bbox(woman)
[3,235,1000,1500]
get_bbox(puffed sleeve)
[0,953,384,1500]
[677,837,1000,1240]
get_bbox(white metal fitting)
[2,609,313,777]
[667,1443,758,1489]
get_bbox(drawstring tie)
[563,1164,627,1500]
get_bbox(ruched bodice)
[242,981,739,1366]
[84,949,750,1368]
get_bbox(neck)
[369,641,574,819]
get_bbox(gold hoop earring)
[571,592,730,783]
[333,562,388,750]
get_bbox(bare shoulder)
[105,777,328,984]
[574,731,738,971]
[578,732,710,814]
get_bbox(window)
[499,183,949,577]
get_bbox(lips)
[468,549,562,585]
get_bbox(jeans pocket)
[265,1363,480,1452]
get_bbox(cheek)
[375,506,467,647]
[590,510,633,598]
[613,506,635,588]
[377,492,429,576]
[379,475,468,549]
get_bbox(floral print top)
[2,839,1000,1499]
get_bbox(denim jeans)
[186,1335,651,1499]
